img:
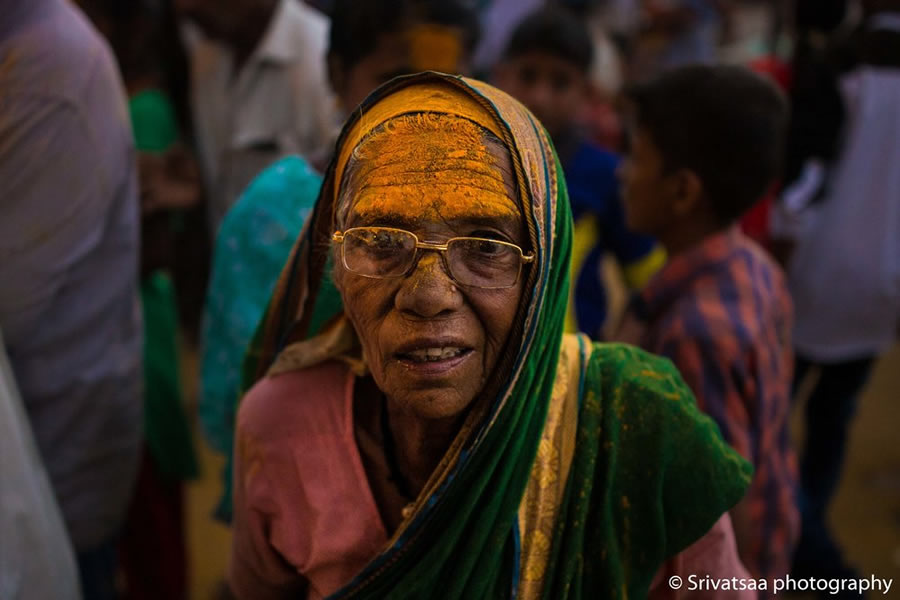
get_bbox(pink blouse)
[228,361,753,599]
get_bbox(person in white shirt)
[774,1,900,584]
[0,329,81,600]
[175,0,335,234]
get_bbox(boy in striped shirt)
[615,65,799,587]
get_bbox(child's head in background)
[495,6,593,140]
[618,65,787,254]
[328,0,479,115]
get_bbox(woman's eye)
[371,233,399,249]
[476,240,503,255]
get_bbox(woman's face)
[334,120,527,421]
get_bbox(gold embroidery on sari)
[517,333,586,599]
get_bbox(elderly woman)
[230,72,753,599]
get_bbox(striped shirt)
[618,227,799,583]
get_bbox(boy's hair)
[421,0,481,56]
[328,0,414,72]
[624,65,788,225]
[328,0,479,73]
[503,6,593,73]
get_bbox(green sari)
[241,72,751,599]
[130,89,198,481]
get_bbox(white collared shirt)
[186,0,335,233]
[786,20,900,361]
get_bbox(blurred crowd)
[1,0,898,599]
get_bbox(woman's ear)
[669,168,704,218]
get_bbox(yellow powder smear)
[343,114,518,223]
[334,82,505,207]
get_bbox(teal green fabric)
[140,273,198,479]
[129,89,179,154]
[200,156,322,516]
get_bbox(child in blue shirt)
[495,6,664,337]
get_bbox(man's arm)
[0,95,117,346]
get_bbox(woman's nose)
[394,252,463,318]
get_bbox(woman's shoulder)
[581,342,753,556]
[237,360,352,443]
[586,341,743,439]
[585,340,752,488]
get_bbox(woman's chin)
[393,391,476,421]
[382,361,483,420]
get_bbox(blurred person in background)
[772,0,900,590]
[175,0,336,234]
[614,65,799,585]
[325,0,480,149]
[199,0,482,524]
[596,0,643,45]
[77,1,203,598]
[495,6,664,340]
[559,0,630,151]
[777,0,850,225]
[740,0,847,255]
[0,1,143,598]
[469,0,544,78]
[1,328,81,600]
[629,0,724,80]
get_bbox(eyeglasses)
[332,226,535,289]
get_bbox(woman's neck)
[383,402,460,496]
[353,376,465,533]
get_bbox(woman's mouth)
[399,347,469,363]
[394,346,474,375]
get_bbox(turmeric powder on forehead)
[340,113,519,223]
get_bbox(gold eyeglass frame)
[332,226,535,289]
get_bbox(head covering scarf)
[241,72,751,599]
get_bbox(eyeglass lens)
[341,228,522,288]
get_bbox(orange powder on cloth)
[339,113,518,225]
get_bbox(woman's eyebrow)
[344,213,522,234]
[449,215,521,231]
[345,213,419,230]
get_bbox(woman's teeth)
[404,347,466,362]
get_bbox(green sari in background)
[240,72,751,599]
[130,89,198,481]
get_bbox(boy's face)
[331,33,413,115]
[617,127,675,236]
[496,51,586,139]
[332,27,471,117]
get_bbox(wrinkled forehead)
[336,113,521,229]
